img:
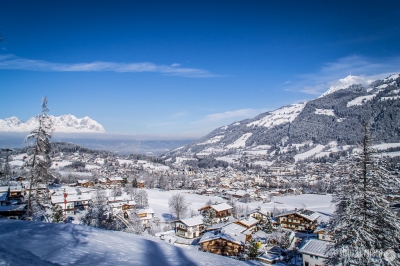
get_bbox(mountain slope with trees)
[164,73,400,164]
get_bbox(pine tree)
[327,127,400,265]
[203,208,217,227]
[25,97,54,220]
[245,238,260,260]
[51,205,64,223]
[258,214,274,233]
[132,177,138,188]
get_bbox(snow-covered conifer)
[327,127,400,265]
[25,97,54,219]
[203,208,217,227]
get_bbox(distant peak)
[0,115,105,133]
[320,75,373,98]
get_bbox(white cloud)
[201,108,261,122]
[0,54,219,78]
[288,55,400,95]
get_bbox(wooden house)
[299,239,332,266]
[138,180,145,188]
[77,180,94,187]
[135,208,155,226]
[313,224,333,242]
[198,202,233,221]
[107,176,123,185]
[275,209,320,232]
[175,215,205,239]
[198,223,247,256]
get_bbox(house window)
[310,255,314,258]
[305,262,309,266]
[315,256,319,260]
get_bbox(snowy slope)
[247,103,305,128]
[164,72,400,162]
[0,220,246,266]
[226,133,252,148]
[347,95,376,107]
[0,114,105,133]
[314,109,335,116]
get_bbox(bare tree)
[168,193,189,219]
[134,190,148,209]
[25,97,53,219]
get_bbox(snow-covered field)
[11,153,28,160]
[216,154,240,163]
[145,189,334,222]
[226,133,252,149]
[9,160,24,167]
[50,160,72,169]
[372,143,400,150]
[197,135,224,145]
[247,103,305,129]
[294,145,325,162]
[0,220,246,266]
[347,95,375,107]
[314,109,335,116]
[85,164,101,170]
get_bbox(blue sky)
[1,0,400,139]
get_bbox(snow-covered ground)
[216,154,240,164]
[347,95,376,107]
[372,143,400,150]
[11,153,28,160]
[196,135,224,145]
[226,133,252,149]
[50,160,72,169]
[314,109,335,116]
[380,96,400,101]
[175,157,197,164]
[294,145,325,162]
[247,103,305,129]
[85,164,101,170]
[145,189,334,222]
[382,151,400,157]
[0,220,246,266]
[9,160,24,167]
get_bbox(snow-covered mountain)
[319,74,375,98]
[164,72,400,162]
[0,114,105,133]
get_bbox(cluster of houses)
[170,201,333,265]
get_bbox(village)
[2,146,391,265]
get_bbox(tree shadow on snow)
[162,213,175,222]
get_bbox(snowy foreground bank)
[0,220,247,266]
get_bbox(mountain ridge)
[0,114,105,133]
[163,73,400,164]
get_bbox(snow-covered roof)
[210,202,233,212]
[108,176,123,181]
[236,217,259,228]
[199,229,246,246]
[136,208,154,215]
[299,239,332,258]
[178,216,204,227]
[51,194,92,204]
[276,209,320,222]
